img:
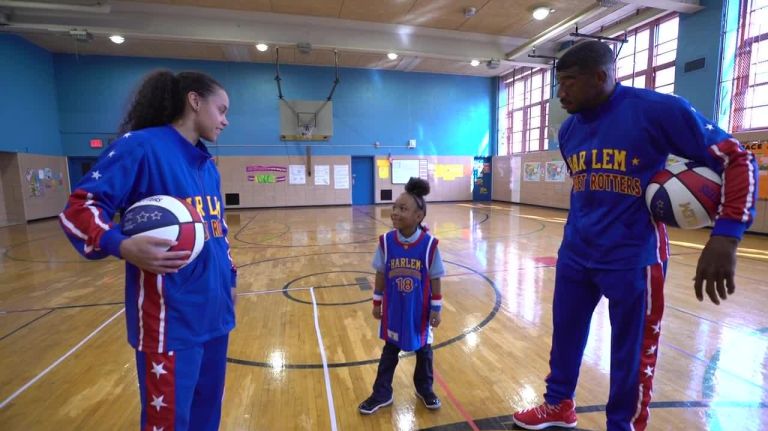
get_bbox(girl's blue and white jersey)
[374,228,443,352]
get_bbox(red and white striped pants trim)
[631,263,666,431]
[138,271,167,353]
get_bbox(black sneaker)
[416,392,441,410]
[358,395,393,415]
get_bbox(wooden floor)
[1,202,767,431]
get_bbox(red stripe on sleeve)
[61,189,112,253]
[708,139,755,223]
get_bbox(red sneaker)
[512,399,577,430]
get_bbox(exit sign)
[90,139,103,148]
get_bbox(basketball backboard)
[279,100,333,141]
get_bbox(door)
[67,156,98,192]
[472,156,492,201]
[351,156,374,205]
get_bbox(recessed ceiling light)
[470,59,480,67]
[532,6,551,20]
[256,43,269,52]
[109,35,125,44]
[387,52,398,60]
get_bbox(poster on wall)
[25,167,64,197]
[510,156,522,203]
[419,159,429,180]
[743,140,768,200]
[758,145,768,200]
[246,165,287,183]
[376,159,390,179]
[315,165,330,185]
[434,164,465,181]
[27,169,42,197]
[523,162,542,181]
[288,165,306,185]
[334,165,349,189]
[545,161,567,182]
[392,159,420,184]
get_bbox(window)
[498,67,551,155]
[729,0,768,131]
[615,14,679,94]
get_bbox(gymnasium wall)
[17,153,70,221]
[493,145,768,234]
[218,156,352,208]
[0,152,69,225]
[216,155,474,208]
[733,130,768,234]
[0,153,25,226]
[52,54,494,158]
[493,0,768,236]
[492,151,572,209]
[373,156,473,204]
[0,35,62,156]
[674,0,725,120]
[0,34,493,214]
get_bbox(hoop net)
[299,123,315,138]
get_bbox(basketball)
[122,195,205,266]
[645,162,722,229]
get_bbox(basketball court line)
[231,211,380,247]
[237,286,312,296]
[352,205,492,235]
[1,301,123,315]
[434,368,480,431]
[231,260,766,405]
[310,287,338,431]
[662,340,767,393]
[700,327,768,400]
[460,203,767,260]
[419,400,768,431]
[4,218,764,429]
[0,308,124,409]
[666,302,768,339]
[229,259,501,370]
[0,309,54,342]
[669,239,768,261]
[668,256,768,284]
[4,257,759,357]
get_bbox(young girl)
[59,70,236,431]
[359,177,445,415]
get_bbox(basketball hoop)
[299,123,314,138]
[297,112,317,139]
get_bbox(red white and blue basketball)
[122,195,205,266]
[645,162,722,229]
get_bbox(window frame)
[498,67,551,155]
[730,0,768,132]
[614,13,680,93]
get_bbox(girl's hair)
[119,70,223,134]
[405,177,430,216]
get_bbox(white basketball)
[121,195,205,266]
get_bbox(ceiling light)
[387,52,398,60]
[470,59,480,67]
[532,6,551,20]
[109,35,125,44]
[255,43,269,52]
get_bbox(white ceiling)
[0,0,702,76]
